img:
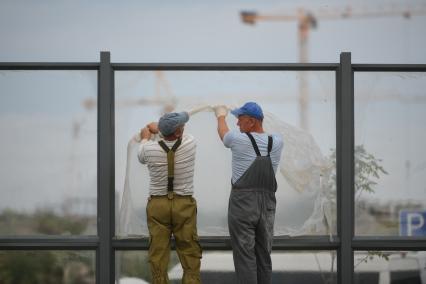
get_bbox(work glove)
[213,105,228,118]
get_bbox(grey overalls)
[228,132,277,284]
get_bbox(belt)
[149,193,193,200]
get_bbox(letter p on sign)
[400,210,426,236]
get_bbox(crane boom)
[240,4,426,130]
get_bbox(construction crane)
[240,3,426,130]
[81,70,176,117]
[69,71,177,201]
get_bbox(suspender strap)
[245,132,273,157]
[267,135,273,157]
[158,140,170,153]
[245,132,261,156]
[158,138,182,192]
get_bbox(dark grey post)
[98,51,115,284]
[337,52,354,283]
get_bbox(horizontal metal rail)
[2,62,426,72]
[111,63,339,71]
[0,237,99,250]
[353,237,426,250]
[352,64,426,72]
[3,236,426,251]
[0,63,99,70]
[112,236,340,251]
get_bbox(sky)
[1,0,426,63]
[0,0,426,236]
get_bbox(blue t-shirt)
[223,130,284,184]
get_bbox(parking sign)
[399,210,426,236]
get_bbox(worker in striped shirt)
[138,111,201,284]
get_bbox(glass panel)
[116,250,337,284]
[0,71,97,236]
[355,72,426,236]
[0,250,95,284]
[116,250,179,283]
[115,71,336,237]
[354,251,426,284]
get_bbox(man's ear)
[175,126,184,138]
[249,118,256,127]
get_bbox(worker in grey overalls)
[213,102,284,284]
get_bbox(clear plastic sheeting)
[263,111,335,237]
[117,133,146,237]
[118,105,335,238]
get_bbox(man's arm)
[213,105,229,141]
[217,116,229,141]
[138,122,159,164]
[140,127,152,140]
[140,122,159,141]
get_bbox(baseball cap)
[230,102,264,120]
[158,112,189,136]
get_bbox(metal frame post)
[337,52,354,284]
[98,51,115,284]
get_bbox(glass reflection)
[354,251,426,284]
[355,72,426,236]
[116,250,337,284]
[115,71,336,237]
[0,71,97,236]
[0,250,95,284]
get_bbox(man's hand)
[140,127,152,140]
[146,122,159,134]
[213,105,228,118]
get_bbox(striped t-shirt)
[138,134,196,196]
